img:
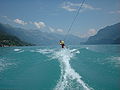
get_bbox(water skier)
[59,40,65,48]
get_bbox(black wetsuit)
[61,44,65,48]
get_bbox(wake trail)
[53,48,92,90]
[35,48,92,90]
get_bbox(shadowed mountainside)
[85,22,120,44]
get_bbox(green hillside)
[0,31,32,47]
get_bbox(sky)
[0,0,120,38]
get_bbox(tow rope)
[63,0,86,42]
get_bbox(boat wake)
[53,48,92,90]
[35,48,92,90]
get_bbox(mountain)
[85,22,120,44]
[0,30,32,47]
[0,23,86,45]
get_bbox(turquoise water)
[0,45,120,90]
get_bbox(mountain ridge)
[85,22,120,44]
[0,22,87,45]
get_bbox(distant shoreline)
[1,44,120,48]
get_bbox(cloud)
[1,16,27,25]
[57,28,64,33]
[62,6,76,12]
[2,16,8,18]
[48,27,64,33]
[14,19,27,25]
[33,22,46,29]
[61,2,101,12]
[83,4,101,10]
[49,27,55,32]
[1,16,46,29]
[80,29,97,38]
[62,2,77,12]
[1,16,12,21]
[109,10,120,14]
[87,29,97,36]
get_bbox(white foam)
[0,58,15,72]
[35,49,54,54]
[14,49,21,51]
[70,49,77,52]
[86,47,89,49]
[110,56,120,67]
[76,51,80,54]
[14,49,24,53]
[34,48,92,90]
[53,48,92,90]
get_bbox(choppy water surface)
[0,45,120,90]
